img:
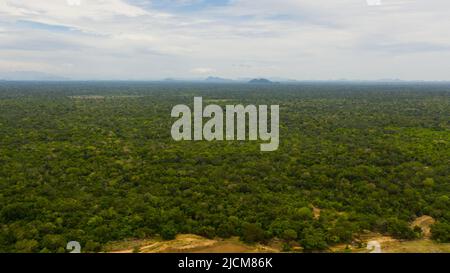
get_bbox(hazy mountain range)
[0,71,446,83]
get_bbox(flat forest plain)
[0,81,449,253]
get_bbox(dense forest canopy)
[0,82,449,252]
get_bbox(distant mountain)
[205,76,234,83]
[163,78,178,82]
[0,71,69,81]
[248,78,276,84]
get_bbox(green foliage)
[329,218,356,243]
[160,225,177,241]
[281,229,298,241]
[383,218,418,240]
[0,82,449,252]
[300,227,328,251]
[15,239,39,253]
[431,222,450,243]
[241,223,266,243]
[41,234,66,250]
[294,207,313,221]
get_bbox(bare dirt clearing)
[108,233,450,253]
[108,216,449,253]
[411,215,435,238]
[107,234,279,253]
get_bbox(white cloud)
[191,67,215,74]
[1,0,450,80]
[67,0,82,7]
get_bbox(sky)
[1,0,450,80]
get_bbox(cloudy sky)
[1,0,450,80]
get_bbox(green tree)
[282,229,298,241]
[241,223,265,243]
